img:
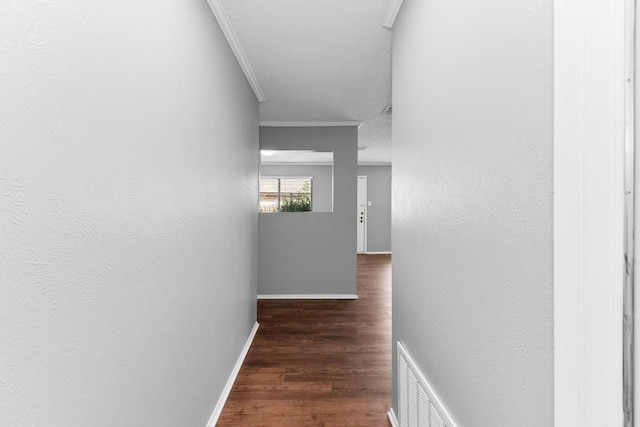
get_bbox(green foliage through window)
[259,178,312,213]
[280,182,311,212]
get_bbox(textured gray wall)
[0,1,258,425]
[391,0,553,425]
[259,127,358,296]
[357,166,392,252]
[260,164,333,212]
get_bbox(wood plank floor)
[217,254,392,426]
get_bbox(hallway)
[5,0,618,424]
[217,254,392,426]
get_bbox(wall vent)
[397,342,458,427]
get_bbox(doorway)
[357,175,367,253]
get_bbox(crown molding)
[382,0,405,29]
[206,0,266,102]
[260,121,362,128]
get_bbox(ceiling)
[218,0,394,164]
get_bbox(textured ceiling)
[220,0,393,164]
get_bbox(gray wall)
[392,0,553,426]
[259,127,357,296]
[260,164,333,212]
[0,1,258,426]
[357,166,392,252]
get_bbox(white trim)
[387,408,398,427]
[206,321,260,427]
[382,0,405,30]
[364,251,392,255]
[259,121,362,128]
[622,0,636,423]
[205,0,266,102]
[257,294,358,300]
[261,162,333,166]
[260,175,313,180]
[554,0,625,425]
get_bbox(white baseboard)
[364,251,392,255]
[257,294,358,300]
[206,321,259,427]
[259,120,362,128]
[387,408,399,427]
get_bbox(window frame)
[259,176,314,213]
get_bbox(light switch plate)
[368,201,372,206]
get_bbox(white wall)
[357,166,391,252]
[0,1,258,426]
[392,0,553,425]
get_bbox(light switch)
[368,201,372,206]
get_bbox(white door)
[555,0,626,424]
[357,176,367,253]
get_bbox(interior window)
[259,150,333,213]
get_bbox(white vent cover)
[397,342,458,427]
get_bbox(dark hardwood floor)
[217,254,392,426]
